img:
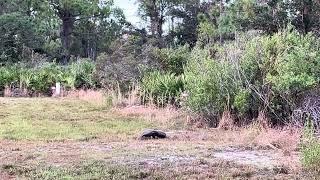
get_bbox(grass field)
[0,98,311,179]
[0,98,159,141]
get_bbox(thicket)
[183,26,320,128]
[127,26,319,129]
[2,26,319,130]
[0,60,96,96]
[139,45,189,106]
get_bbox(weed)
[300,120,320,177]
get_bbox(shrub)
[266,29,320,96]
[0,65,20,89]
[152,45,190,75]
[240,26,320,124]
[94,35,157,90]
[183,26,320,126]
[0,60,96,96]
[184,46,240,126]
[233,89,253,118]
[64,59,96,89]
[140,71,184,106]
[301,122,320,176]
[28,62,63,93]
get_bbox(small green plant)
[140,71,184,106]
[300,120,320,176]
[64,59,96,89]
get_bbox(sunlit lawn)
[0,98,156,141]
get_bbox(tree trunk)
[219,0,224,44]
[302,0,312,34]
[154,14,164,47]
[60,15,75,64]
[150,0,158,37]
[157,16,164,39]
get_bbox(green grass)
[1,160,255,180]
[0,98,157,141]
[2,161,160,180]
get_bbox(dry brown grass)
[4,86,11,97]
[239,111,300,153]
[257,111,271,131]
[218,110,235,130]
[112,105,187,129]
[234,123,301,152]
[253,128,301,151]
[64,89,105,105]
[107,86,140,108]
[4,87,29,97]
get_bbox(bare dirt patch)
[213,148,300,169]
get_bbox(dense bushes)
[2,25,320,129]
[139,46,189,106]
[0,60,96,96]
[184,46,240,126]
[95,35,154,90]
[183,27,320,127]
[239,27,320,126]
[140,71,184,106]
[151,45,190,75]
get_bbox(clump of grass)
[2,161,155,180]
[218,110,234,130]
[105,85,141,108]
[2,164,31,176]
[64,90,105,105]
[113,105,187,130]
[300,121,320,176]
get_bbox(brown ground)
[0,129,305,179]
[0,99,308,179]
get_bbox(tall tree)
[72,8,126,60]
[48,0,114,64]
[0,0,46,63]
[287,0,320,35]
[137,0,181,46]
[168,0,203,47]
[221,0,320,35]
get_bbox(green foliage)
[152,45,190,75]
[0,0,124,64]
[300,121,320,175]
[233,89,252,117]
[65,59,96,89]
[0,65,20,89]
[0,60,96,95]
[184,46,240,125]
[237,26,320,122]
[28,63,63,93]
[0,13,42,63]
[141,71,184,106]
[138,45,190,106]
[183,26,320,125]
[266,29,320,95]
[197,21,217,45]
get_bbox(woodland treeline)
[1,0,320,129]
